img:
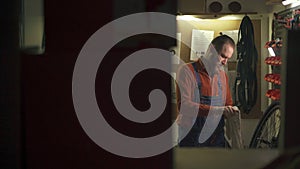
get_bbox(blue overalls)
[178,62,225,147]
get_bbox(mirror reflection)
[171,14,281,150]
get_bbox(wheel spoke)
[249,102,281,149]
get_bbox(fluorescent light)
[268,47,276,56]
[282,0,298,5]
[217,15,243,20]
[176,15,203,21]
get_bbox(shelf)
[265,56,282,66]
[266,89,280,101]
[264,73,281,85]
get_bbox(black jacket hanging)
[234,15,258,114]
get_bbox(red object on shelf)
[265,56,282,65]
[264,74,281,84]
[274,74,281,85]
[264,73,273,82]
[266,89,280,100]
[264,41,272,48]
[264,39,282,48]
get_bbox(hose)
[234,15,258,114]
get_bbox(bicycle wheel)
[249,101,281,148]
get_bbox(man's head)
[201,35,235,76]
[211,35,235,66]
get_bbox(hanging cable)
[234,15,258,114]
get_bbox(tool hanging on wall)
[234,15,258,114]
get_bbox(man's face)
[202,43,234,76]
[219,43,234,66]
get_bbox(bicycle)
[249,101,281,148]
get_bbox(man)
[176,35,239,147]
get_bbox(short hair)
[211,35,235,54]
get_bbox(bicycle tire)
[249,101,281,148]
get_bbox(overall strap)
[191,62,202,104]
[191,62,201,88]
[191,61,224,106]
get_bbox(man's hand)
[223,106,240,118]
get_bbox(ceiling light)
[176,15,203,21]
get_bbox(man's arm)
[176,64,212,117]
